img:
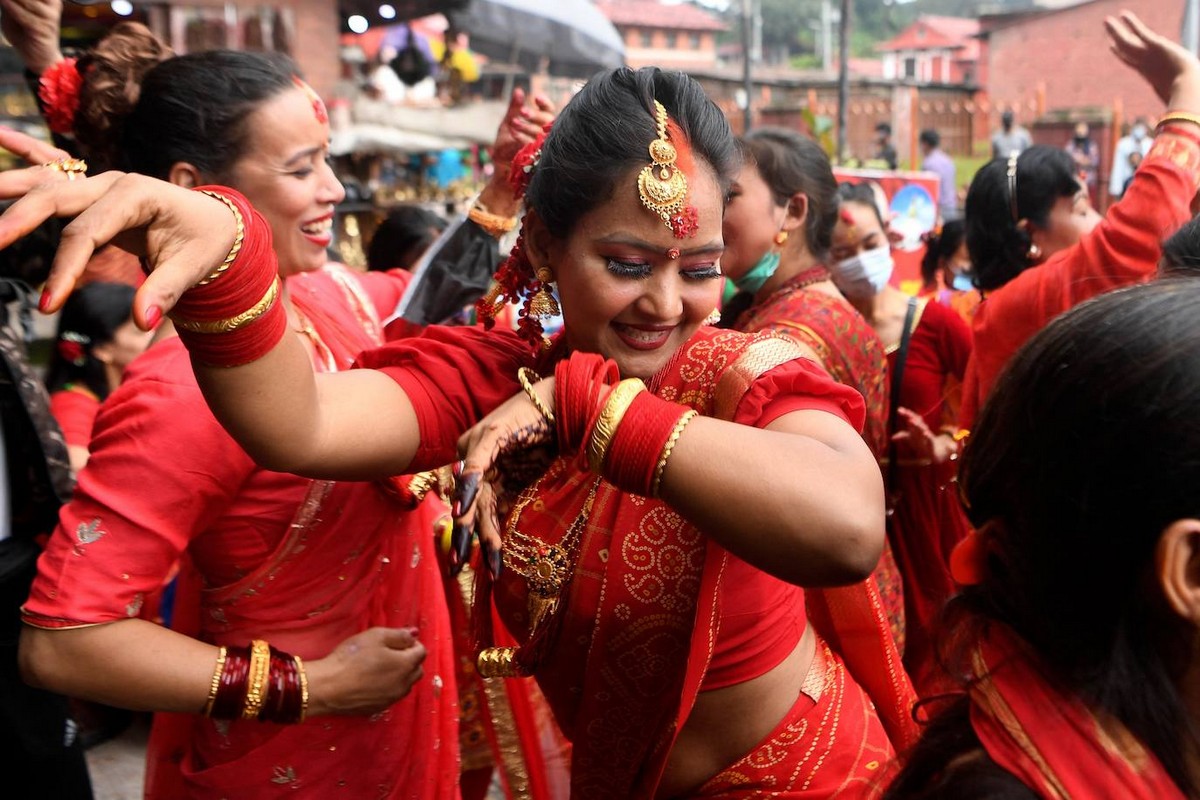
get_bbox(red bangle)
[172,187,286,367]
[1159,123,1200,150]
[209,646,250,720]
[258,647,305,724]
[603,392,692,497]
[554,352,617,453]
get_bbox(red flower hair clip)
[39,59,83,136]
[57,331,90,367]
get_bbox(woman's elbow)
[18,627,61,691]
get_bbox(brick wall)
[987,0,1185,126]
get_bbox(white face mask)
[1132,124,1148,140]
[833,245,894,300]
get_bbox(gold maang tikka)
[638,100,697,239]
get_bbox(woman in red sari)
[14,66,916,798]
[885,279,1200,799]
[830,183,972,692]
[5,24,556,796]
[959,13,1200,430]
[721,128,905,652]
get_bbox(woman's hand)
[0,125,71,166]
[476,89,557,218]
[0,171,236,325]
[450,377,558,577]
[0,0,64,76]
[304,627,426,717]
[1106,11,1200,110]
[891,406,958,464]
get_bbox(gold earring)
[774,230,788,246]
[527,267,560,318]
[703,308,721,326]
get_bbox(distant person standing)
[991,109,1032,158]
[874,122,898,170]
[1109,117,1153,201]
[920,128,959,221]
[1065,121,1101,204]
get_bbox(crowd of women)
[3,3,1200,798]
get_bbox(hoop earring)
[527,267,561,318]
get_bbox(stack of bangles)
[1157,111,1200,145]
[467,199,517,239]
[547,353,697,497]
[170,187,287,367]
[203,639,309,724]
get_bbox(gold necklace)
[478,469,601,678]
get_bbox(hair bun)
[74,22,172,171]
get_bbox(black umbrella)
[451,0,625,78]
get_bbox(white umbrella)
[451,0,625,76]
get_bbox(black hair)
[891,280,1200,796]
[367,206,448,272]
[876,122,892,135]
[920,219,966,290]
[74,24,297,180]
[919,129,940,149]
[1160,216,1200,277]
[525,67,739,239]
[964,145,1080,291]
[740,127,839,262]
[835,181,888,231]
[44,282,136,400]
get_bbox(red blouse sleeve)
[734,356,866,433]
[48,388,99,451]
[23,341,256,629]
[354,326,535,471]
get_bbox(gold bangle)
[202,646,227,716]
[42,157,88,180]
[295,654,309,723]
[467,202,517,239]
[173,277,280,334]
[1157,112,1200,132]
[952,428,971,443]
[586,378,645,474]
[196,190,246,286]
[517,367,555,424]
[651,410,697,497]
[241,639,271,721]
[477,646,528,678]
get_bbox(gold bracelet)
[517,367,555,424]
[651,410,697,497]
[173,278,280,334]
[295,654,309,723]
[467,202,517,239]
[1157,111,1200,132]
[196,190,246,286]
[202,646,227,716]
[477,646,528,678]
[586,378,645,474]
[241,639,271,720]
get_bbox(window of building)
[666,32,677,48]
[903,57,916,78]
[689,33,701,49]
[640,29,652,48]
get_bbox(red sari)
[886,299,973,689]
[961,136,1200,429]
[969,624,1185,799]
[48,385,99,451]
[360,325,917,799]
[23,264,460,799]
[736,267,906,655]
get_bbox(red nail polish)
[145,305,163,328]
[38,289,52,312]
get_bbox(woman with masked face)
[831,181,972,691]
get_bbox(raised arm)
[0,172,423,479]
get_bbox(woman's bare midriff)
[655,624,817,799]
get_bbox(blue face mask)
[735,250,781,294]
[951,272,974,292]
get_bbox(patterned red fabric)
[23,264,458,799]
[970,625,1185,800]
[365,325,916,798]
[961,138,1200,429]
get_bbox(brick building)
[877,16,981,86]
[982,0,1186,127]
[597,0,725,72]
